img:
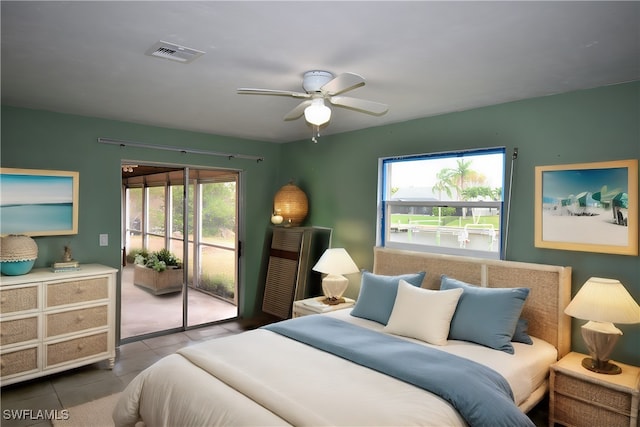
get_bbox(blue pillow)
[350,271,426,325]
[512,318,534,345]
[440,275,529,354]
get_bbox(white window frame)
[377,147,506,260]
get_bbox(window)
[378,147,506,259]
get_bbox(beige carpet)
[53,393,121,427]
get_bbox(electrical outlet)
[99,234,108,246]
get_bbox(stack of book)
[51,260,80,272]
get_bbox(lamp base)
[322,296,346,305]
[580,321,623,375]
[581,357,621,375]
[322,274,349,301]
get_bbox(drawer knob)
[75,287,84,294]
[76,315,85,322]
[77,343,85,350]
[0,296,6,303]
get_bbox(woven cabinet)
[262,227,331,319]
[550,352,640,427]
[0,265,117,386]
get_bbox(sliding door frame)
[118,162,243,345]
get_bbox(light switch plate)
[99,234,108,246]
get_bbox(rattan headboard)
[372,247,572,358]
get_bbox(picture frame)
[534,159,638,256]
[0,168,79,236]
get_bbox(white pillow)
[383,280,463,346]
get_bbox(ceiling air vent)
[145,41,205,64]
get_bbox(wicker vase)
[273,182,308,226]
[0,234,38,275]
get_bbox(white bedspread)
[113,311,557,427]
[327,309,558,406]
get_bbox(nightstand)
[549,352,640,427]
[292,297,355,318]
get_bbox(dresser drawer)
[1,346,39,378]
[555,370,633,414]
[0,316,38,346]
[0,285,39,314]
[46,332,108,367]
[46,278,108,307]
[554,392,631,427]
[0,265,116,386]
[46,306,108,337]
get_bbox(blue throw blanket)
[264,316,534,427]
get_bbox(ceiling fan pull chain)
[311,125,320,143]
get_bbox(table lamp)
[312,248,359,305]
[564,277,640,374]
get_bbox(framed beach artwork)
[0,168,79,236]
[534,159,638,256]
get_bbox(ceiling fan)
[237,70,389,133]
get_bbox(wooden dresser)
[0,264,117,386]
[550,352,640,427]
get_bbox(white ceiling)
[2,1,639,143]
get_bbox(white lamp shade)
[312,248,359,275]
[304,98,331,126]
[564,277,640,324]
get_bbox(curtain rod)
[97,137,264,162]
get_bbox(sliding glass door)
[120,165,239,341]
[190,180,238,326]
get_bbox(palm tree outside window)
[378,148,506,259]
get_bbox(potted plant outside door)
[133,249,183,295]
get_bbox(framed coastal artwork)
[0,168,79,236]
[534,159,638,256]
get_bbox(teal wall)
[2,81,638,365]
[279,81,640,365]
[0,107,283,320]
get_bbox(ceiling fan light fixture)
[304,98,331,126]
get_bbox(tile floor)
[0,316,276,427]
[1,315,549,427]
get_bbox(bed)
[113,247,572,427]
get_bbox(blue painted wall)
[2,81,638,364]
[0,107,282,319]
[279,81,640,365]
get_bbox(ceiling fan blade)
[237,88,310,99]
[283,100,312,121]
[320,73,365,96]
[329,96,389,115]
